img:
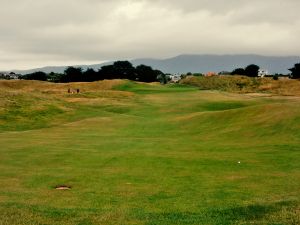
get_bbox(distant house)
[218,71,231,75]
[0,72,20,80]
[204,72,217,77]
[169,74,181,83]
[8,72,19,79]
[258,69,269,77]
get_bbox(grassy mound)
[180,75,300,96]
[0,80,131,132]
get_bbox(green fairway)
[0,80,299,224]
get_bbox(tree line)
[231,64,260,77]
[21,61,168,83]
[19,62,300,82]
[230,63,300,79]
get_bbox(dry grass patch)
[0,79,126,92]
[181,75,300,96]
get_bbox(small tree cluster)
[231,64,260,77]
[289,63,300,79]
[18,62,300,82]
[21,72,48,81]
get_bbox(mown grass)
[115,81,197,94]
[0,80,299,224]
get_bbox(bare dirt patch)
[55,185,71,190]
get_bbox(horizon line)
[2,53,300,72]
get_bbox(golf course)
[0,79,299,224]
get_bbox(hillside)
[0,80,299,224]
[132,54,300,74]
[12,54,300,75]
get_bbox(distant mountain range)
[12,54,300,75]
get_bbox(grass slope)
[0,80,299,224]
[181,75,300,96]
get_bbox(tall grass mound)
[180,75,300,96]
[0,79,131,132]
[0,79,126,92]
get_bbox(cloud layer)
[1,0,299,70]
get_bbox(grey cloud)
[151,0,300,24]
[0,0,299,70]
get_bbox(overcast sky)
[1,0,300,70]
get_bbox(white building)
[0,72,20,80]
[169,74,181,83]
[258,69,269,77]
[8,73,19,79]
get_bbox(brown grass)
[181,75,300,96]
[0,79,130,105]
[0,80,135,132]
[0,79,126,92]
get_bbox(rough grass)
[0,80,299,224]
[0,80,133,132]
[180,75,300,96]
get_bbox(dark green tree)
[289,63,300,79]
[62,67,83,82]
[84,68,97,82]
[231,68,245,75]
[113,61,136,80]
[136,65,163,82]
[48,72,64,82]
[244,64,260,77]
[98,61,135,80]
[22,71,48,81]
[99,65,116,79]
